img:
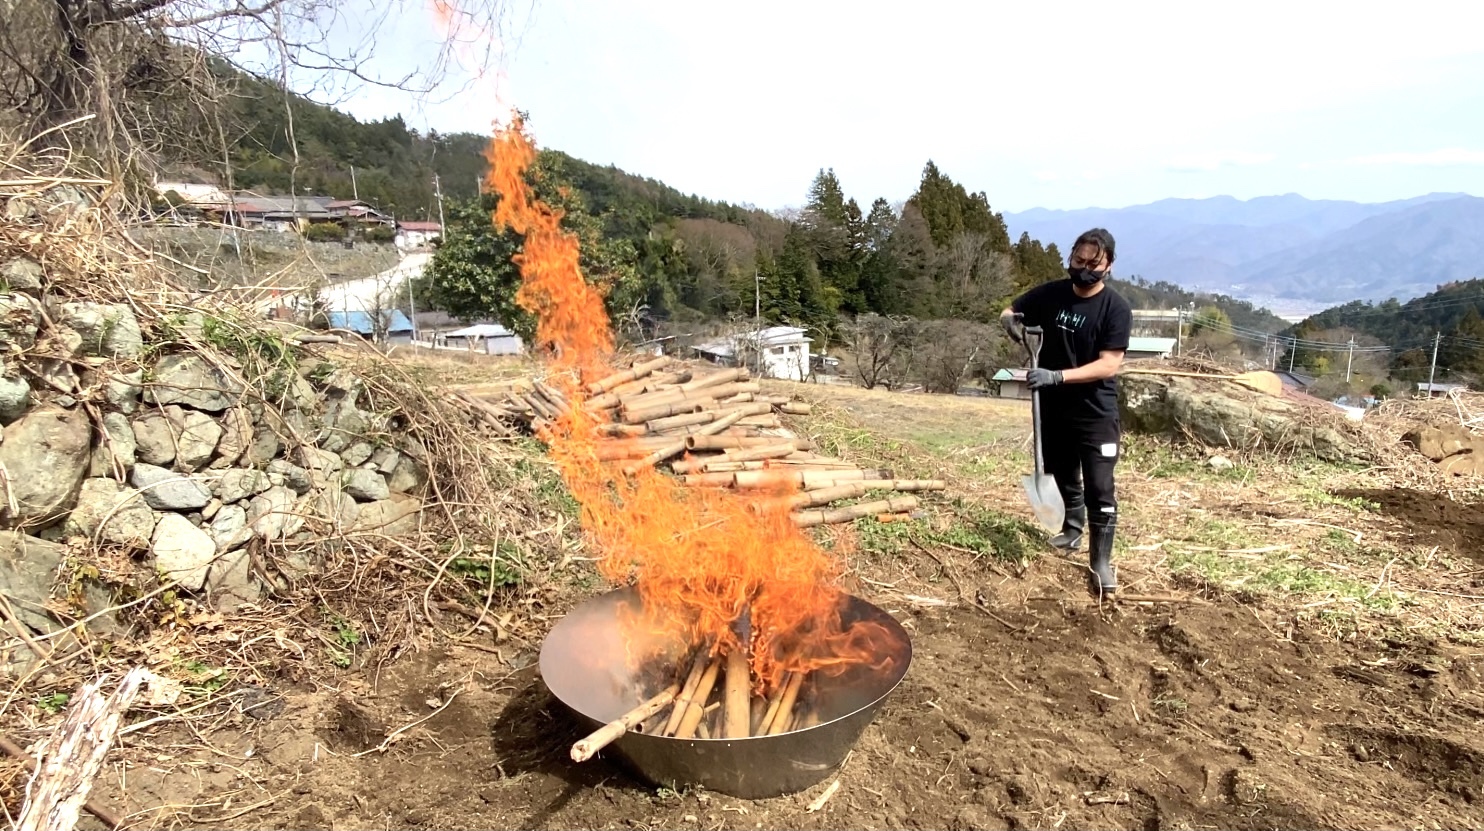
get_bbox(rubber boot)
[1088,523,1117,597]
[1048,507,1085,551]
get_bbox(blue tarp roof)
[328,310,413,334]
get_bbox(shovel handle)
[1022,326,1048,478]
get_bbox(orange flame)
[486,116,887,694]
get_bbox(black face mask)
[1068,266,1107,288]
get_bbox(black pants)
[1042,420,1119,530]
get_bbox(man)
[1000,228,1132,596]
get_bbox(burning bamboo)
[622,440,688,476]
[792,496,920,528]
[662,653,710,737]
[686,435,815,452]
[571,681,682,762]
[674,656,723,739]
[723,648,750,739]
[766,671,806,735]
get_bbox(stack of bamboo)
[462,355,946,527]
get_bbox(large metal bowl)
[538,586,912,799]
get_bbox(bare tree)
[0,0,521,184]
[904,319,996,394]
[846,313,911,390]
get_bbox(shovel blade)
[1021,472,1065,532]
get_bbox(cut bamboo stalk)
[596,422,648,438]
[686,435,815,452]
[875,512,917,523]
[846,479,948,492]
[571,681,681,762]
[735,414,781,428]
[690,408,748,438]
[733,468,888,489]
[719,442,798,464]
[681,471,738,488]
[621,380,755,412]
[622,440,688,475]
[595,444,665,462]
[674,657,723,739]
[586,355,672,395]
[777,402,812,415]
[646,410,718,432]
[754,482,868,513]
[663,653,710,737]
[720,392,755,404]
[758,672,791,735]
[698,460,767,473]
[792,496,921,528]
[697,722,711,740]
[766,671,807,735]
[524,392,559,422]
[623,400,705,425]
[749,695,767,735]
[535,381,569,412]
[670,453,727,474]
[710,401,773,418]
[680,367,747,392]
[723,648,750,739]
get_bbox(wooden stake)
[571,682,682,762]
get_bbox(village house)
[396,221,443,248]
[692,326,812,382]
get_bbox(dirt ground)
[57,380,1484,829]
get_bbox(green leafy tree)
[424,154,640,343]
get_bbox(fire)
[485,116,890,695]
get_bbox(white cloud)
[1340,149,1484,166]
[1165,152,1277,172]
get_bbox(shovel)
[1020,325,1065,533]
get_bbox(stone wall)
[0,249,429,660]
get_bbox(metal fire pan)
[539,586,912,799]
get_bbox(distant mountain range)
[1003,193,1484,315]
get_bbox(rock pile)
[0,251,431,654]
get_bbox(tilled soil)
[94,563,1484,830]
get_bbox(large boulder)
[1118,374,1365,463]
[0,530,67,632]
[0,405,92,526]
[64,479,156,549]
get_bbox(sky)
[316,0,1484,214]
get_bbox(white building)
[693,326,812,382]
[440,323,524,356]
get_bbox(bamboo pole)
[758,672,791,736]
[663,654,710,737]
[792,496,920,528]
[671,455,733,475]
[718,442,798,464]
[723,648,750,739]
[686,435,815,451]
[765,671,806,735]
[646,410,718,432]
[777,402,812,415]
[622,440,688,476]
[571,682,682,762]
[586,355,672,395]
[733,468,890,489]
[681,471,737,488]
[674,657,723,739]
[596,422,648,438]
[751,482,867,513]
[623,400,705,425]
[841,479,947,492]
[680,367,747,392]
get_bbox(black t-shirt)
[1010,280,1133,426]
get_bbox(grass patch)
[1121,436,1252,483]
[855,497,1041,567]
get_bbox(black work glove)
[1026,368,1063,390]
[1002,312,1024,344]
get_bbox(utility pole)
[1345,336,1355,382]
[1174,308,1183,357]
[753,268,763,375]
[1427,330,1441,396]
[1288,338,1296,372]
[433,173,447,231]
[350,166,359,201]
